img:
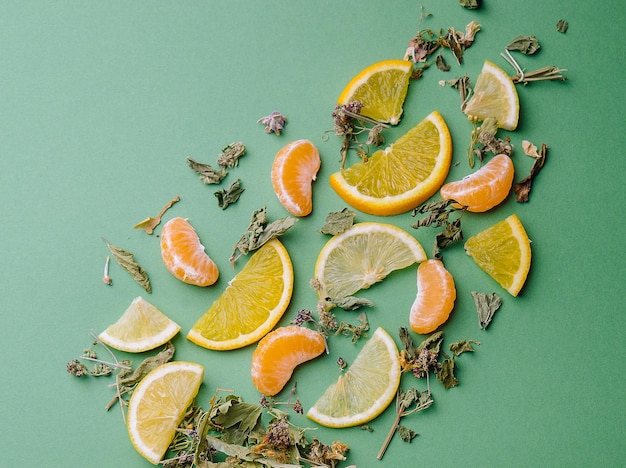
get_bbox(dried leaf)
[216,142,246,169]
[436,357,459,389]
[449,339,480,356]
[459,0,480,9]
[436,54,451,72]
[187,157,227,184]
[472,291,502,329]
[506,35,541,55]
[102,238,151,293]
[319,208,356,235]
[416,330,444,355]
[326,296,374,311]
[515,143,548,202]
[214,178,245,210]
[556,20,569,33]
[117,342,175,387]
[398,425,418,443]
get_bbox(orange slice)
[440,154,514,212]
[271,139,321,217]
[410,260,456,334]
[160,217,219,287]
[251,326,326,396]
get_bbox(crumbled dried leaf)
[102,238,151,293]
[214,178,245,210]
[117,342,175,388]
[319,208,356,235]
[449,339,480,356]
[459,0,480,9]
[514,143,548,202]
[472,291,502,329]
[326,296,374,311]
[506,35,541,55]
[216,142,246,169]
[436,357,459,389]
[556,20,569,33]
[398,425,418,443]
[436,54,451,71]
[187,157,228,184]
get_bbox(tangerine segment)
[338,59,413,125]
[160,217,219,287]
[271,139,321,217]
[465,214,531,296]
[329,110,452,216]
[98,296,180,353]
[314,222,427,299]
[463,60,520,131]
[251,326,326,396]
[306,327,401,428]
[440,154,514,212]
[127,361,204,464]
[187,239,293,350]
[410,260,456,334]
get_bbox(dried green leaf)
[416,331,444,355]
[450,339,480,356]
[436,357,459,389]
[434,216,463,259]
[320,208,356,235]
[472,291,502,329]
[436,54,451,72]
[187,157,227,184]
[102,238,151,293]
[335,311,369,343]
[216,142,246,169]
[445,28,465,64]
[398,425,418,443]
[459,0,480,9]
[515,143,548,202]
[506,35,541,55]
[399,327,416,357]
[117,342,175,387]
[556,20,569,33]
[214,178,245,210]
[326,296,374,311]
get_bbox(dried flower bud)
[265,419,293,449]
[67,360,89,377]
[291,309,315,326]
[258,111,287,135]
[217,142,246,168]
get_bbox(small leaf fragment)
[216,142,246,169]
[556,20,569,33]
[326,296,374,311]
[472,291,502,329]
[449,339,480,356]
[102,238,151,293]
[117,342,175,388]
[459,0,480,9]
[398,425,418,443]
[187,157,227,184]
[214,178,245,210]
[506,35,541,55]
[514,143,548,202]
[436,54,451,71]
[319,208,356,235]
[436,357,459,389]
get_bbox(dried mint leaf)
[449,339,480,356]
[459,0,480,9]
[436,357,459,389]
[472,291,502,329]
[319,208,356,235]
[515,143,548,202]
[216,142,246,169]
[556,20,569,33]
[117,342,175,387]
[398,425,418,443]
[102,238,151,293]
[506,35,541,55]
[187,157,227,184]
[214,178,244,210]
[326,296,374,311]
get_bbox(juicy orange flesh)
[271,140,321,216]
[465,216,526,294]
[342,119,440,197]
[192,243,287,342]
[161,217,219,286]
[440,154,514,212]
[251,326,326,396]
[410,260,456,334]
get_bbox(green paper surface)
[1,1,625,466]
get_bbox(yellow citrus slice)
[307,327,401,428]
[98,296,181,353]
[127,361,204,465]
[187,238,293,350]
[329,110,452,216]
[463,60,520,131]
[338,59,413,125]
[465,214,531,296]
[314,222,426,299]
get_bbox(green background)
[1,1,624,467]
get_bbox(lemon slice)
[463,60,520,131]
[338,59,413,125]
[329,110,452,216]
[314,222,426,300]
[307,327,401,428]
[98,297,181,353]
[187,239,293,350]
[127,361,204,464]
[465,214,531,296]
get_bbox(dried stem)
[500,50,567,84]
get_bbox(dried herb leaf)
[216,142,246,169]
[417,330,444,355]
[515,143,548,202]
[102,238,151,293]
[186,157,227,184]
[450,339,480,356]
[319,208,356,235]
[436,54,451,72]
[411,200,465,258]
[117,342,175,388]
[459,0,480,9]
[214,178,245,210]
[230,207,297,265]
[472,291,502,329]
[133,195,180,235]
[436,357,459,389]
[556,20,569,33]
[326,296,374,311]
[398,425,418,443]
[335,312,370,343]
[506,35,541,55]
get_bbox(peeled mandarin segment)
[410,259,456,334]
[329,110,452,216]
[271,139,321,217]
[440,154,515,212]
[251,326,326,396]
[98,296,181,353]
[465,214,531,296]
[160,217,219,287]
[127,361,204,464]
[306,327,401,428]
[314,222,427,299]
[187,239,293,350]
[463,60,520,131]
[338,59,413,125]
